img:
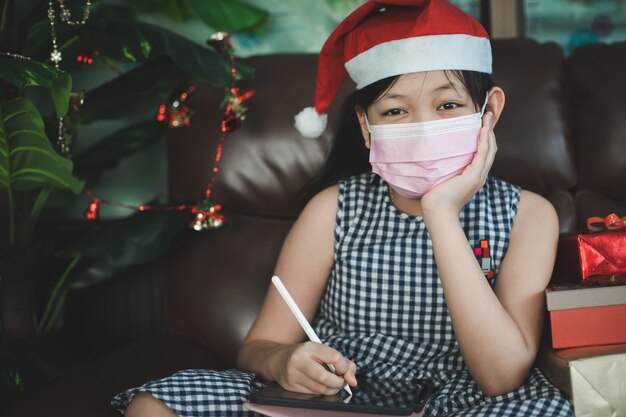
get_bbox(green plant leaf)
[72,121,164,183]
[121,0,194,22]
[78,56,182,123]
[0,98,84,193]
[62,210,189,288]
[187,0,268,33]
[0,335,66,391]
[82,4,254,86]
[0,57,72,118]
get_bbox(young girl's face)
[364,70,478,126]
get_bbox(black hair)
[303,70,494,199]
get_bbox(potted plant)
[0,0,267,399]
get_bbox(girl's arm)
[425,190,557,396]
[421,110,559,396]
[236,185,358,394]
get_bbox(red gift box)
[552,229,626,285]
[546,284,626,349]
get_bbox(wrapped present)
[545,284,626,349]
[552,229,626,285]
[538,343,626,417]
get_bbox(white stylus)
[271,275,353,396]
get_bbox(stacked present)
[540,215,626,417]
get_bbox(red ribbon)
[587,213,626,232]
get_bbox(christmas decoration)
[156,85,197,128]
[205,31,255,200]
[76,50,99,65]
[220,87,256,133]
[84,196,100,220]
[47,0,92,154]
[207,31,231,52]
[69,90,85,111]
[191,203,225,231]
[84,32,255,231]
[83,193,225,231]
[294,0,490,138]
[0,52,30,60]
[58,0,91,25]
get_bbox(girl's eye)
[438,102,460,111]
[382,108,406,116]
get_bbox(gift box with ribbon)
[552,214,626,285]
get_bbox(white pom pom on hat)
[294,0,492,139]
[294,107,328,138]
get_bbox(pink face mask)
[367,97,488,199]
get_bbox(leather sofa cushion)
[566,42,626,201]
[164,214,293,366]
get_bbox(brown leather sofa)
[5,39,626,417]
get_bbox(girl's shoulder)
[306,184,340,214]
[481,176,557,231]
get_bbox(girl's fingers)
[344,362,358,386]
[286,364,337,395]
[306,343,357,389]
[479,113,497,179]
[472,112,494,178]
[311,344,354,377]
[467,125,490,175]
[481,131,497,180]
[477,112,493,152]
[481,108,491,128]
[302,359,345,388]
[293,373,339,395]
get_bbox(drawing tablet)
[249,377,433,416]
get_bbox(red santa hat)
[294,0,492,138]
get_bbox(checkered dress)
[111,172,573,417]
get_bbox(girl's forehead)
[391,71,467,95]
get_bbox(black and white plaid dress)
[112,172,573,417]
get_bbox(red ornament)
[169,105,194,128]
[221,109,242,133]
[85,197,100,220]
[220,87,256,133]
[156,104,167,122]
[76,50,99,65]
[156,86,197,128]
[190,204,225,230]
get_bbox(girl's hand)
[421,111,497,219]
[270,342,358,395]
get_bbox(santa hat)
[294,0,492,138]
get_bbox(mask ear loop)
[480,92,489,116]
[363,111,372,133]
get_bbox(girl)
[113,0,574,415]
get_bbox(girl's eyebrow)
[379,83,463,101]
[433,82,456,91]
[380,93,408,100]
